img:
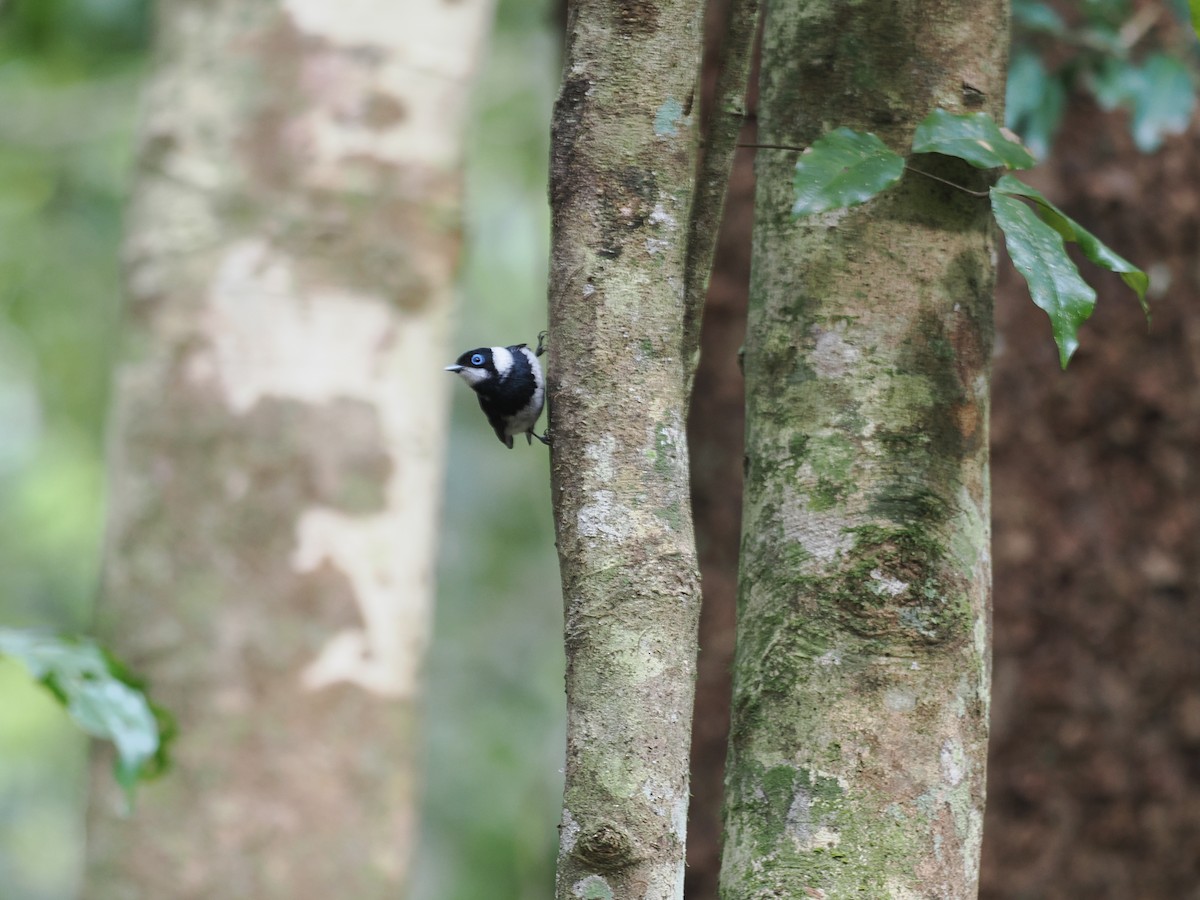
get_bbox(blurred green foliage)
[1008,0,1198,156]
[0,0,148,896]
[0,629,175,808]
[0,0,148,628]
[414,0,565,897]
[1,0,564,896]
[0,0,150,60]
[0,659,87,899]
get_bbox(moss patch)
[827,524,972,648]
[725,758,921,896]
[869,307,972,527]
[805,433,856,510]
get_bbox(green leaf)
[0,628,173,806]
[991,191,1096,368]
[1190,0,1200,41]
[912,109,1037,170]
[994,174,1149,318]
[1005,51,1066,159]
[792,128,905,216]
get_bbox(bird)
[445,331,549,448]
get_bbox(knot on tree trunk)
[572,821,639,870]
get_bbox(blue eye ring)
[470,353,485,366]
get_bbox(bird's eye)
[470,353,485,366]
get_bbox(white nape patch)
[452,366,489,387]
[503,346,545,438]
[491,346,514,378]
[519,346,545,392]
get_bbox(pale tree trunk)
[545,1,707,897]
[720,1,1007,897]
[85,0,494,896]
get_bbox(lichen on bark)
[720,0,1008,897]
[547,0,711,897]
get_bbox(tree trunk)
[545,1,707,897]
[720,1,1007,897]
[85,0,494,896]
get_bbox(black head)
[445,347,498,389]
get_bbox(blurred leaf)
[1079,22,1125,54]
[1086,54,1195,152]
[994,174,1150,317]
[1005,51,1067,159]
[791,128,904,216]
[1078,0,1132,42]
[0,0,151,57]
[1128,54,1195,152]
[1192,0,1200,39]
[0,629,173,806]
[990,190,1096,368]
[1010,0,1195,154]
[1012,0,1067,33]
[0,3,152,892]
[1088,56,1141,111]
[912,109,1037,169]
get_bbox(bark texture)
[546,1,705,898]
[720,1,1008,897]
[85,0,493,896]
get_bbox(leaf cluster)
[791,111,1149,368]
[0,628,174,808]
[1008,0,1198,156]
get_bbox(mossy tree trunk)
[544,0,723,896]
[85,0,494,896]
[720,1,1007,897]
